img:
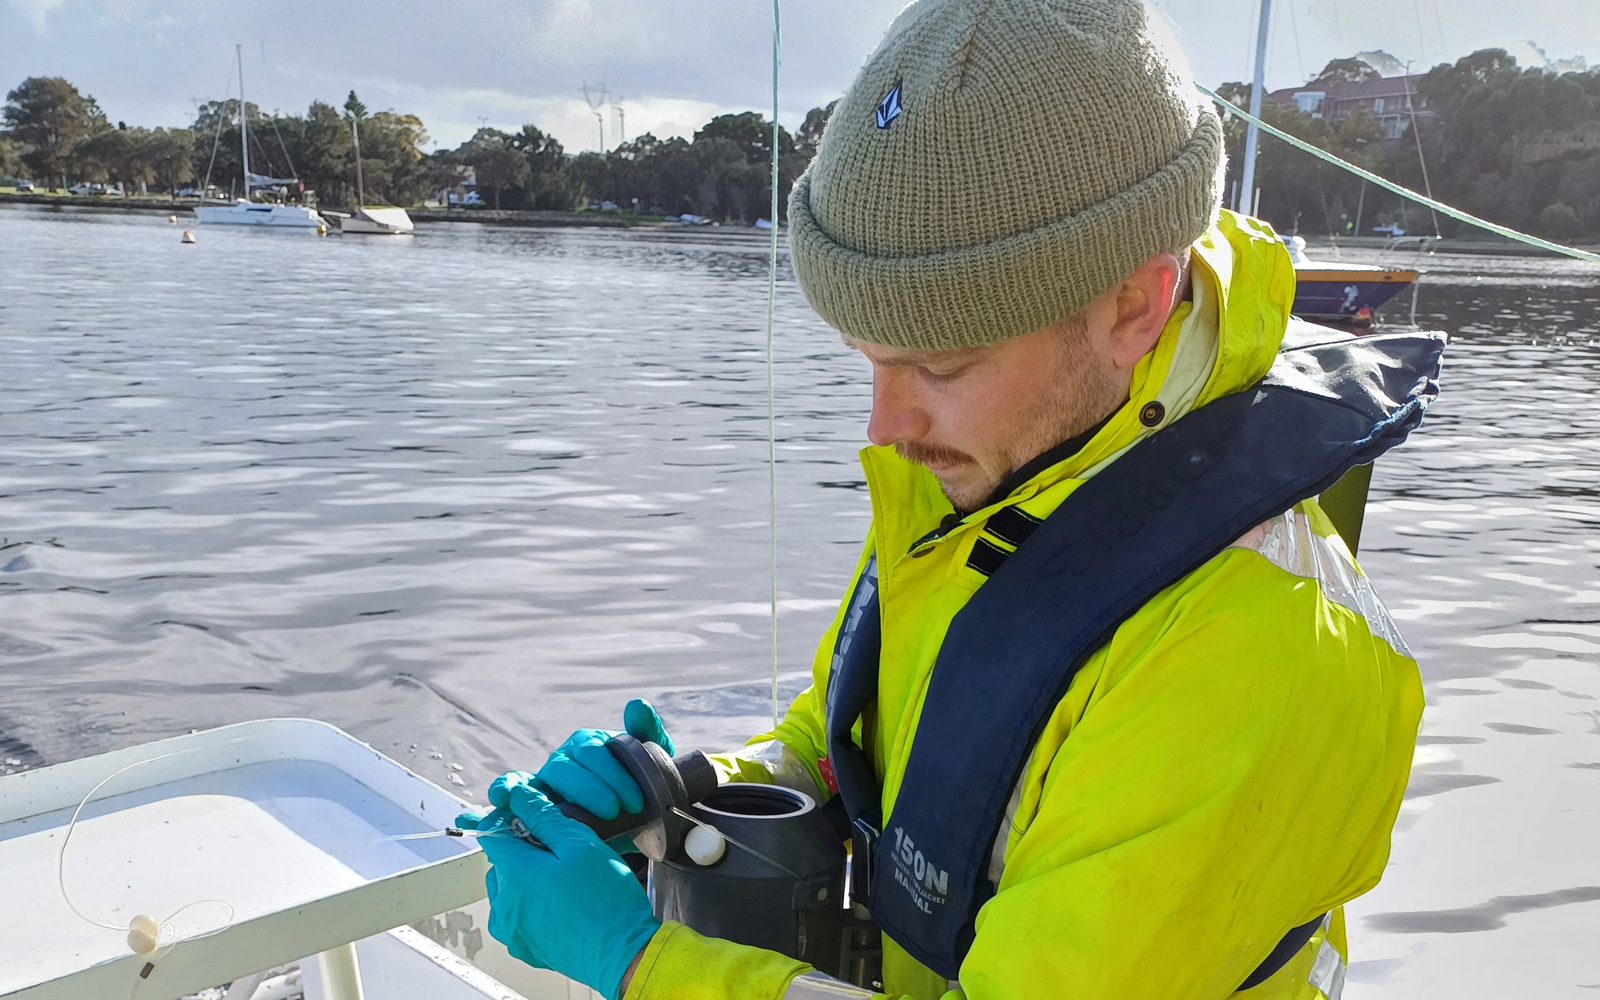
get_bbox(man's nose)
[866,367,930,448]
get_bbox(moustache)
[895,440,977,470]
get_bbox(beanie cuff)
[789,109,1223,351]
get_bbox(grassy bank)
[1,189,199,213]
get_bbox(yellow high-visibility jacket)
[624,211,1423,1000]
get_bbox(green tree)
[143,127,194,198]
[298,100,356,206]
[1411,49,1600,235]
[3,76,107,189]
[1217,80,1398,235]
[347,105,431,206]
[694,111,793,167]
[794,101,837,160]
[460,130,529,209]
[190,98,260,196]
[73,125,156,193]
[509,124,572,209]
[1536,202,1581,238]
[1221,48,1600,239]
[0,132,25,178]
[1310,58,1381,86]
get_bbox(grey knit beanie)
[788,0,1223,350]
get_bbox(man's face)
[849,253,1185,511]
[851,315,1126,511]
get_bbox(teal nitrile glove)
[479,785,661,1000]
[528,698,675,821]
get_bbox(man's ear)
[1106,252,1185,371]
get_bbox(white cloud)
[7,0,65,33]
[2,0,1597,149]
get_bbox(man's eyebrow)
[842,337,984,368]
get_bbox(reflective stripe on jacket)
[624,211,1423,1000]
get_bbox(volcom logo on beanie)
[875,80,904,130]
[788,0,1223,351]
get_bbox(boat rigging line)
[198,46,239,201]
[765,0,783,728]
[271,114,300,183]
[1199,83,1600,265]
[1400,65,1440,237]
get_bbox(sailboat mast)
[1237,0,1271,214]
[351,118,365,210]
[237,42,250,202]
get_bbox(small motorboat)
[1285,235,1416,326]
[333,206,415,235]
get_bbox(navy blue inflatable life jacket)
[823,328,1445,983]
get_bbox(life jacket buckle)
[850,817,878,908]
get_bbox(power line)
[1410,0,1430,63]
[1287,0,1307,83]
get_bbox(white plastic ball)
[684,824,726,866]
[126,914,160,955]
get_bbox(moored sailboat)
[332,118,414,235]
[193,44,325,230]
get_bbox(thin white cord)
[670,806,801,879]
[766,0,783,729]
[56,733,286,965]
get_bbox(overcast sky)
[3,0,1597,153]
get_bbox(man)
[464,1,1430,998]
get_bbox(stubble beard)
[901,318,1124,513]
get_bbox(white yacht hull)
[194,201,325,228]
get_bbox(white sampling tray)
[0,719,488,1000]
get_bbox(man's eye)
[921,364,969,383]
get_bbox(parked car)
[14,180,33,192]
[67,183,109,196]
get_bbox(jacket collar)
[861,210,1296,542]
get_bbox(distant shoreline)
[0,192,779,233]
[4,195,1586,255]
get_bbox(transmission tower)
[611,96,627,146]
[581,81,609,151]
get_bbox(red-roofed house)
[1267,75,1434,142]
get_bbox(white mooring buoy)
[181,230,197,244]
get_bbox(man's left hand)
[468,785,662,1000]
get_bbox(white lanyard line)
[767,0,783,729]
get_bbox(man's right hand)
[489,698,675,821]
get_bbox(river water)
[1,206,1597,996]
